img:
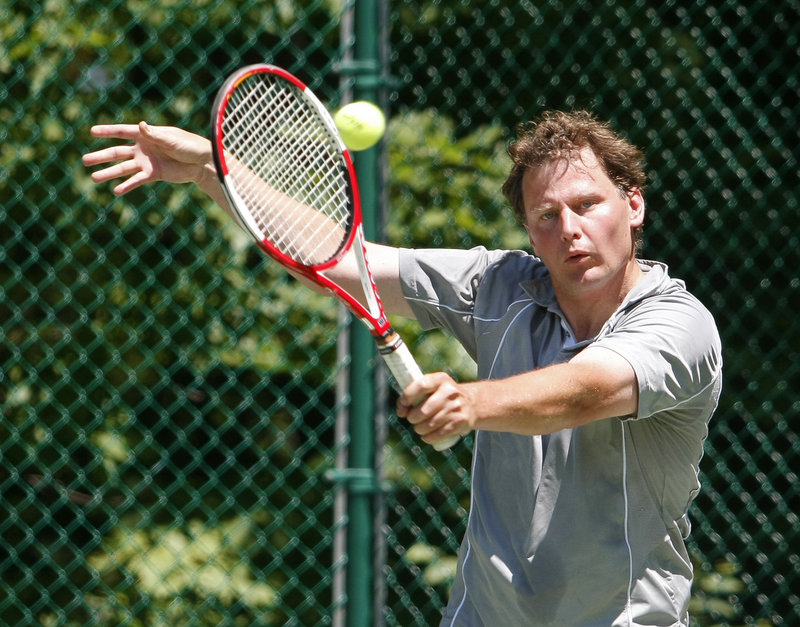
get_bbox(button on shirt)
[398,247,723,627]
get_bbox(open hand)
[82,122,213,196]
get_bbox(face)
[521,148,645,300]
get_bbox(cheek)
[612,212,635,243]
[588,206,630,242]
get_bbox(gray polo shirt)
[399,247,723,627]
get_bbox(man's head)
[502,110,647,254]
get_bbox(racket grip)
[379,335,461,451]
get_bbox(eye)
[579,199,594,210]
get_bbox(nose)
[559,208,581,241]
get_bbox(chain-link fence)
[2,1,798,625]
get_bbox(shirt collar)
[518,258,676,344]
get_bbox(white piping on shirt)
[641,374,722,415]
[404,295,535,324]
[445,429,478,626]
[486,302,537,379]
[446,302,537,625]
[621,420,635,626]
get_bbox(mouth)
[566,251,591,263]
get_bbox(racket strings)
[222,75,351,266]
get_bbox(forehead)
[522,148,615,206]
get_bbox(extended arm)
[82,122,412,318]
[398,345,639,445]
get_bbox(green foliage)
[1,2,345,625]
[386,110,527,251]
[404,542,458,589]
[2,0,798,626]
[83,515,278,626]
[688,556,758,627]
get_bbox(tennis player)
[84,110,722,626]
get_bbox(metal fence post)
[340,2,383,626]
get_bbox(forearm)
[399,346,639,444]
[467,371,614,435]
[469,352,638,435]
[305,242,415,318]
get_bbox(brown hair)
[502,110,647,251]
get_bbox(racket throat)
[352,227,391,335]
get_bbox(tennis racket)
[211,64,459,451]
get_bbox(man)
[84,111,722,626]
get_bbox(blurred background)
[1,1,797,625]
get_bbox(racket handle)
[379,335,461,451]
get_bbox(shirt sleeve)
[592,291,723,420]
[398,246,513,358]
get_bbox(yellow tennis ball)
[333,101,386,151]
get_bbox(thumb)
[400,374,437,409]
[139,121,167,147]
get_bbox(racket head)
[211,64,360,273]
[210,65,457,450]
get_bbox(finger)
[138,121,183,157]
[82,145,136,167]
[113,170,151,196]
[138,121,161,145]
[139,120,156,138]
[90,124,143,140]
[89,159,141,184]
[412,413,437,436]
[423,426,462,450]
[396,397,410,419]
[412,402,463,439]
[403,395,443,428]
[398,374,452,426]
[414,413,455,442]
[399,374,439,407]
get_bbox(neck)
[557,259,644,341]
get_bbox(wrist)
[465,378,530,435]
[196,161,236,216]
[195,161,217,192]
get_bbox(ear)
[628,188,645,227]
